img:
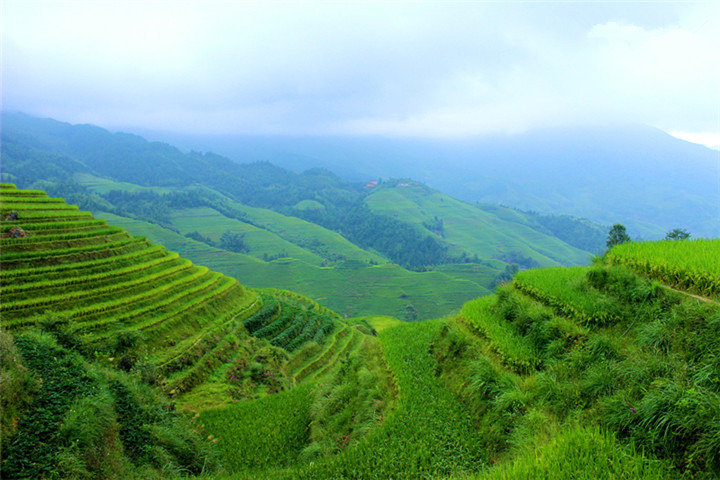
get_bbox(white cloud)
[669,131,720,151]
[2,1,718,142]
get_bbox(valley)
[1,115,718,480]
[1,113,606,320]
[1,182,718,479]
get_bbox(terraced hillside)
[607,238,720,298]
[433,241,720,479]
[5,181,717,479]
[364,181,599,266]
[0,183,255,357]
[2,114,610,321]
[1,183,379,478]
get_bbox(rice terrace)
[2,2,720,478]
[1,181,719,479]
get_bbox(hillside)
[0,184,386,478]
[153,125,720,239]
[365,180,596,267]
[2,183,719,478]
[432,239,720,479]
[1,112,608,319]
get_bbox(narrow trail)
[661,285,720,306]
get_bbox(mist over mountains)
[3,111,718,240]
[138,124,719,239]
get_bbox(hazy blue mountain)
[1,112,605,267]
[135,124,719,239]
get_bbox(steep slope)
[432,239,720,478]
[0,183,255,356]
[4,183,717,479]
[0,184,398,478]
[0,183,254,477]
[365,181,595,267]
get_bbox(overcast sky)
[2,1,719,148]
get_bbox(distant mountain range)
[134,124,720,239]
[1,112,609,319]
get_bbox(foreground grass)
[475,425,673,480]
[199,384,313,475]
[209,318,486,479]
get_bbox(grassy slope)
[432,252,720,479]
[365,183,593,267]
[76,173,386,265]
[205,317,487,479]
[5,181,715,479]
[0,184,260,478]
[2,183,386,479]
[169,206,324,265]
[216,198,388,265]
[96,211,490,320]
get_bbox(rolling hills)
[0,184,389,478]
[2,183,719,478]
[152,125,720,239]
[1,112,610,319]
[364,180,595,266]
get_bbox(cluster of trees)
[184,230,248,253]
[533,213,606,254]
[336,204,451,270]
[606,224,691,250]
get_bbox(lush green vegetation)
[607,239,720,297]
[0,327,220,479]
[243,317,488,479]
[0,184,360,478]
[365,181,595,268]
[433,251,720,479]
[1,114,608,323]
[3,181,719,480]
[93,210,488,321]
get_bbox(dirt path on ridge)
[660,285,720,306]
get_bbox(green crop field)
[94,211,488,320]
[434,246,720,479]
[168,206,324,264]
[607,238,720,297]
[3,182,719,480]
[365,182,594,267]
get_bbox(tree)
[665,228,690,241]
[219,230,248,253]
[606,223,631,249]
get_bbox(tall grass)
[477,425,673,480]
[607,239,720,296]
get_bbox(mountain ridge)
[127,122,719,239]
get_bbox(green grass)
[254,319,485,479]
[462,296,540,373]
[199,383,313,474]
[169,206,324,265]
[514,267,624,326]
[434,262,505,292]
[0,186,271,406]
[365,183,593,267]
[0,244,169,284]
[476,425,673,480]
[607,239,720,296]
[192,198,388,266]
[197,318,488,479]
[7,182,717,479]
[95,211,487,320]
[433,252,720,478]
[1,327,219,479]
[74,174,386,266]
